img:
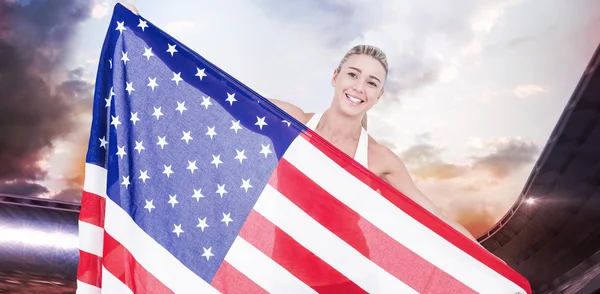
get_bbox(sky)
[1,0,599,238]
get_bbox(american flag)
[76,4,531,293]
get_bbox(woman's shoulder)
[266,98,311,124]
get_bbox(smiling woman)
[268,45,479,243]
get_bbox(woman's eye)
[368,82,377,87]
[348,72,357,78]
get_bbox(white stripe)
[84,163,108,198]
[225,236,317,294]
[76,280,101,294]
[103,195,220,294]
[284,137,527,294]
[255,185,418,294]
[101,266,134,294]
[78,220,104,257]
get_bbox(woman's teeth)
[346,94,363,104]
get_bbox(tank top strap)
[354,127,369,168]
[305,112,322,130]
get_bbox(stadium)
[0,41,599,293]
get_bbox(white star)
[282,120,291,127]
[216,184,227,198]
[255,116,267,130]
[168,194,178,208]
[221,212,233,227]
[211,154,223,168]
[201,96,212,109]
[105,87,115,107]
[202,247,214,261]
[196,217,209,232]
[152,107,163,120]
[121,51,130,65]
[147,77,158,91]
[157,136,168,149]
[163,165,174,178]
[109,59,112,69]
[121,175,130,189]
[205,126,217,140]
[143,47,154,60]
[137,19,148,31]
[235,149,247,164]
[173,224,184,237]
[181,131,193,144]
[176,101,187,114]
[138,170,150,183]
[110,115,121,129]
[144,200,155,212]
[116,146,127,159]
[116,21,126,34]
[99,136,108,149]
[167,44,178,56]
[134,140,145,153]
[192,188,204,202]
[260,144,272,158]
[195,67,207,80]
[225,92,237,106]
[130,112,140,125]
[126,81,135,95]
[240,179,252,192]
[230,120,242,133]
[187,160,198,173]
[172,72,183,85]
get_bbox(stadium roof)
[478,41,600,294]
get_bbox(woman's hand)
[120,2,140,15]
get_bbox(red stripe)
[211,260,268,294]
[239,210,367,293]
[79,190,106,228]
[272,159,475,293]
[300,132,532,294]
[102,232,173,294]
[77,249,102,288]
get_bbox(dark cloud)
[0,180,49,197]
[52,187,83,203]
[471,138,539,178]
[0,0,93,183]
[400,138,539,181]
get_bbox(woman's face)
[331,54,386,117]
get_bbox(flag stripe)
[79,190,106,228]
[272,158,477,294]
[286,135,528,294]
[101,185,221,294]
[77,250,102,288]
[224,236,317,293]
[254,184,419,293]
[101,266,134,294]
[78,220,104,257]
[103,232,174,294]
[239,209,367,293]
[211,261,269,294]
[76,279,101,294]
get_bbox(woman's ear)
[331,69,339,87]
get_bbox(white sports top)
[305,112,369,168]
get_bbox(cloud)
[0,180,49,197]
[470,137,539,178]
[90,1,110,19]
[165,21,196,36]
[0,0,92,184]
[401,137,539,181]
[512,84,546,98]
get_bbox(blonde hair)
[336,45,389,76]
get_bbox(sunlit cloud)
[513,84,547,98]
